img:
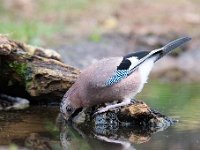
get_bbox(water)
[0,82,200,150]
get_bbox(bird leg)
[94,98,131,114]
[94,134,133,150]
[130,98,137,103]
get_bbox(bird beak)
[61,113,70,120]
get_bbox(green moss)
[9,61,28,80]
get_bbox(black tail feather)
[130,36,191,73]
[155,36,191,61]
[163,37,191,53]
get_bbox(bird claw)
[93,99,131,116]
[131,99,136,104]
[93,107,109,116]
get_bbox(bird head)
[60,96,78,120]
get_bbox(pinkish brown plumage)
[63,58,141,107]
[60,37,191,120]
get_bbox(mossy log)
[0,36,80,101]
[71,100,176,131]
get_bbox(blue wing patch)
[106,70,130,86]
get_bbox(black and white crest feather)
[117,51,149,70]
[124,51,150,60]
[117,59,131,70]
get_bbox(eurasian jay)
[60,37,191,120]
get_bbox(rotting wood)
[0,35,80,101]
[70,100,176,131]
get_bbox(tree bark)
[0,35,80,101]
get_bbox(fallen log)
[0,35,80,101]
[69,100,176,131]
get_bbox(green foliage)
[0,0,92,45]
[0,21,61,45]
[0,0,118,45]
[38,0,91,12]
[89,32,102,42]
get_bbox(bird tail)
[154,36,191,62]
[129,36,191,73]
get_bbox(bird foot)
[94,107,111,115]
[93,98,131,116]
[93,104,121,116]
[130,99,136,104]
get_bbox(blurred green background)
[0,0,119,45]
[0,0,200,46]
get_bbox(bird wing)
[105,36,191,86]
[105,50,160,86]
[105,69,130,86]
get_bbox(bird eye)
[66,106,73,113]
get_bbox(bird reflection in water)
[57,113,174,150]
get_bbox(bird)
[60,37,191,120]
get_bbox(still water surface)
[0,82,200,150]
